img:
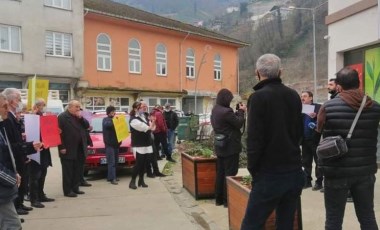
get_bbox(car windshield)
[91,115,130,133]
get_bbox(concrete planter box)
[181,152,217,199]
[226,176,303,230]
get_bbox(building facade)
[326,0,380,163]
[0,0,84,107]
[81,0,247,114]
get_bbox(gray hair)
[256,54,281,79]
[2,88,20,101]
[34,98,46,107]
[0,93,7,101]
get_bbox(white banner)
[24,114,41,164]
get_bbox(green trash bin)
[177,115,199,141]
[177,116,191,142]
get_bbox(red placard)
[40,115,61,147]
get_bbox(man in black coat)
[211,88,246,207]
[241,54,304,229]
[2,88,43,215]
[0,93,22,229]
[58,100,88,197]
[28,99,55,209]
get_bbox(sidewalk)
[22,148,198,230]
[21,148,380,229]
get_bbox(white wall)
[327,2,379,78]
[0,0,84,78]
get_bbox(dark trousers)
[29,160,48,202]
[215,154,239,205]
[105,146,119,181]
[132,152,148,181]
[241,169,305,230]
[153,132,170,158]
[60,158,80,195]
[302,139,323,185]
[14,164,26,208]
[78,151,86,184]
[324,174,378,230]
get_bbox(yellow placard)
[113,114,129,142]
[27,77,49,110]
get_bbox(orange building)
[80,0,248,114]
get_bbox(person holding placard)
[102,106,120,185]
[2,88,43,215]
[129,102,156,190]
[29,99,54,208]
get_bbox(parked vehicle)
[84,112,134,175]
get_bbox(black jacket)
[211,98,245,157]
[246,78,303,176]
[163,110,179,130]
[320,92,380,178]
[2,112,35,171]
[0,124,18,204]
[58,111,88,160]
[102,116,120,147]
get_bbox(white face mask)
[16,102,23,112]
[42,107,47,113]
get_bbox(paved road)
[22,147,380,229]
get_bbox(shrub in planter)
[180,141,217,199]
[227,176,303,230]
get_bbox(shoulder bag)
[316,95,367,160]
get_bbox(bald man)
[58,100,89,197]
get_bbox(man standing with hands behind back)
[241,54,304,229]
[58,100,88,197]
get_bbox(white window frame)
[128,39,141,74]
[214,54,222,80]
[109,97,130,112]
[44,0,71,10]
[186,48,195,78]
[156,43,167,76]
[97,33,112,71]
[0,24,21,53]
[85,96,106,111]
[45,31,72,58]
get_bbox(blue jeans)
[241,169,305,230]
[167,129,175,154]
[105,146,119,181]
[324,174,378,230]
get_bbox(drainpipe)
[237,51,240,95]
[179,32,190,111]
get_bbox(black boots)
[138,178,148,188]
[129,178,137,190]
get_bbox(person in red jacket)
[150,105,175,163]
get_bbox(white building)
[0,0,84,107]
[326,0,380,163]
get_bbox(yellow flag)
[27,77,49,110]
[113,114,129,142]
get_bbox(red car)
[84,112,135,175]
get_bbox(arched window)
[128,39,141,73]
[156,43,167,76]
[214,54,222,80]
[186,48,195,78]
[96,33,111,71]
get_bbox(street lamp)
[285,6,317,101]
[282,2,327,102]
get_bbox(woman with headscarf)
[211,88,246,207]
[128,101,156,189]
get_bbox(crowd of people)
[1,53,379,229]
[0,87,180,228]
